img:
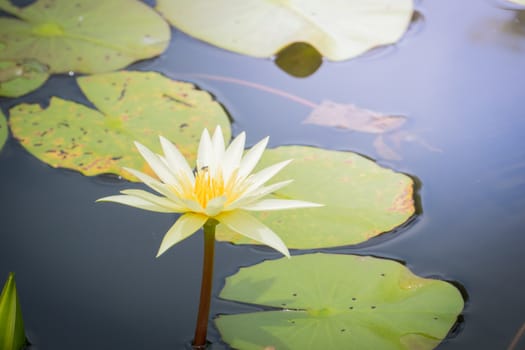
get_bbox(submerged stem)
[192,219,218,349]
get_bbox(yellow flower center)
[193,168,225,208]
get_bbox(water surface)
[1,0,525,349]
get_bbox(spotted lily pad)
[0,59,49,97]
[0,273,26,350]
[0,0,170,73]
[156,0,413,61]
[216,146,415,249]
[217,253,464,350]
[9,71,231,180]
[0,110,6,151]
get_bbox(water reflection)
[274,42,323,78]
[471,9,525,51]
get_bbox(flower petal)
[156,213,208,257]
[204,195,227,217]
[197,128,213,171]
[244,159,292,193]
[96,194,175,213]
[120,189,186,212]
[216,211,290,257]
[237,136,269,181]
[211,126,225,172]
[241,199,323,211]
[182,198,205,213]
[124,167,163,191]
[134,141,178,185]
[227,180,293,209]
[124,167,187,207]
[159,136,194,185]
[222,132,246,183]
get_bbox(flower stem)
[192,219,218,349]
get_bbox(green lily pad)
[0,110,6,151]
[9,70,231,180]
[0,0,170,73]
[156,0,413,61]
[0,59,49,97]
[0,273,26,350]
[217,253,464,350]
[216,146,415,249]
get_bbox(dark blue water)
[1,0,525,349]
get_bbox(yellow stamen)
[193,168,225,208]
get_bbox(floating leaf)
[156,0,413,61]
[0,273,26,350]
[217,253,464,350]
[9,70,231,180]
[304,100,406,133]
[216,146,415,249]
[0,59,49,97]
[0,0,170,73]
[0,110,6,151]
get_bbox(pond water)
[1,0,525,349]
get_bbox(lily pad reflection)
[217,253,464,350]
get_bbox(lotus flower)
[98,126,321,257]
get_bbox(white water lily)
[98,126,322,258]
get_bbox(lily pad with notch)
[216,146,415,249]
[216,253,464,350]
[0,0,170,73]
[156,0,414,61]
[8,70,231,180]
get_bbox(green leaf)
[216,253,464,350]
[0,273,26,350]
[0,0,170,73]
[156,0,413,61]
[0,110,6,151]
[216,146,415,249]
[0,59,49,97]
[9,70,231,181]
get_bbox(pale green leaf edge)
[0,110,7,151]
